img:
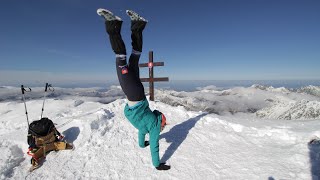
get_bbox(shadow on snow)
[160,113,208,163]
[62,127,80,143]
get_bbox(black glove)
[144,141,149,147]
[156,163,171,170]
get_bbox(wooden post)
[139,51,169,101]
[149,51,154,101]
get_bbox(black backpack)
[29,118,54,136]
[27,117,60,147]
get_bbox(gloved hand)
[156,163,171,170]
[144,141,149,147]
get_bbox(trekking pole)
[40,83,54,118]
[21,85,32,127]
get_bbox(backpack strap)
[27,141,70,162]
[35,131,56,147]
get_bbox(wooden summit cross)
[139,51,169,101]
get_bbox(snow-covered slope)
[0,85,320,179]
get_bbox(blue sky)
[0,0,319,85]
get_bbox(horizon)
[1,0,320,84]
[1,79,320,92]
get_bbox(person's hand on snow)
[144,141,149,147]
[156,163,170,170]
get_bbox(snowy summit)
[0,85,320,179]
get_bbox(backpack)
[27,117,61,148]
[21,84,73,171]
[27,117,73,170]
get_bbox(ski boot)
[97,8,122,21]
[126,10,148,22]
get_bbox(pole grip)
[21,85,25,94]
[45,83,48,92]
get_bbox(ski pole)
[40,83,54,118]
[21,85,31,127]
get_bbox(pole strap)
[21,85,32,94]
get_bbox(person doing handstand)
[97,8,170,171]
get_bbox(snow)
[0,85,320,179]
